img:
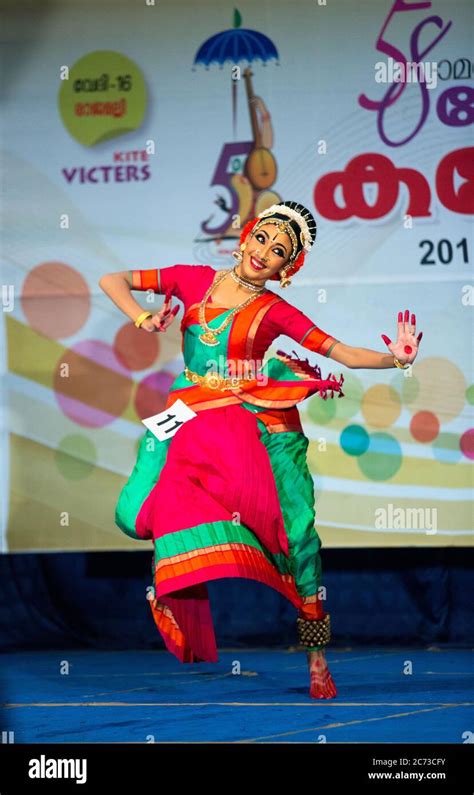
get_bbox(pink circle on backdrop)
[21,262,90,338]
[135,371,176,420]
[55,339,132,428]
[459,429,474,460]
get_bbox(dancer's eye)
[255,233,286,259]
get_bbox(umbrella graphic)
[193,8,279,136]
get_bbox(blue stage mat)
[1,648,472,743]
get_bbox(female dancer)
[99,201,422,699]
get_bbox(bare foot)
[307,650,337,699]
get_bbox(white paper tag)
[141,398,197,441]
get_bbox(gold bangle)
[134,310,153,328]
[393,356,410,370]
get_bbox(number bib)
[141,398,197,441]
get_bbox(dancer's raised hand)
[381,309,423,365]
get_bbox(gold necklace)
[198,271,263,346]
[230,266,265,293]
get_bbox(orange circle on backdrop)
[410,410,440,442]
[361,384,401,428]
[21,262,90,338]
[54,341,132,425]
[405,357,466,423]
[114,322,160,371]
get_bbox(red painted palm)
[381,309,423,364]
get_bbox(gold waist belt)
[184,366,256,391]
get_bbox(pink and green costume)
[115,264,343,662]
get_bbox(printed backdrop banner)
[1,0,473,552]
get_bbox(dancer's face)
[238,223,293,284]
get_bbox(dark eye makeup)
[255,231,287,259]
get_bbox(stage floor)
[1,647,472,743]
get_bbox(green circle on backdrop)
[432,432,463,464]
[401,374,420,405]
[466,384,474,405]
[58,51,147,146]
[357,432,402,481]
[307,392,337,424]
[334,372,364,419]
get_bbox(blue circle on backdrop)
[340,424,370,456]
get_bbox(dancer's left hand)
[140,288,179,333]
[381,309,423,365]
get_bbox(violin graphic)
[243,67,277,190]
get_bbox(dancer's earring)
[279,266,292,288]
[232,242,246,264]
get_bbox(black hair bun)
[280,200,317,246]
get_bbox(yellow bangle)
[393,356,410,370]
[134,310,153,328]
